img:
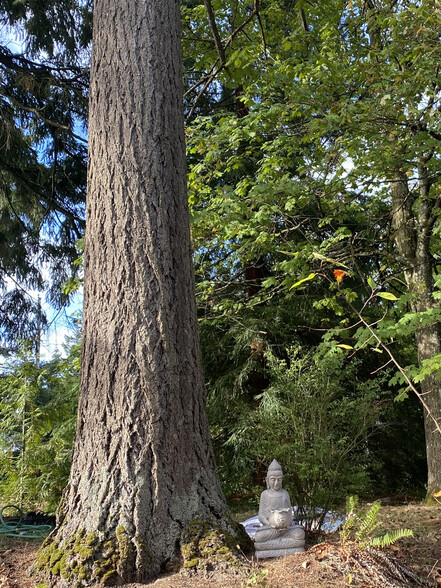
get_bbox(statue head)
[266,459,283,491]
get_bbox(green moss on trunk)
[34,526,140,587]
[34,518,252,585]
[180,520,252,576]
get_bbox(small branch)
[184,61,220,98]
[182,36,215,44]
[0,265,40,303]
[224,0,260,50]
[1,173,31,235]
[186,64,224,119]
[187,0,260,117]
[203,0,227,65]
[0,45,86,81]
[0,155,84,235]
[1,90,88,144]
[370,359,393,375]
[299,6,308,31]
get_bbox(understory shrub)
[0,340,79,513]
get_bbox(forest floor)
[0,501,440,587]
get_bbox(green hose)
[0,505,52,539]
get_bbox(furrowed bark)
[35,1,247,585]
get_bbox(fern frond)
[345,494,358,515]
[341,513,358,544]
[340,495,360,544]
[355,501,381,542]
[340,496,413,552]
[369,528,413,548]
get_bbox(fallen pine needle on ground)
[0,502,440,587]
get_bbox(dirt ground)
[1,502,440,587]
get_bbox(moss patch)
[34,526,136,587]
[181,521,251,576]
[34,519,252,584]
[425,490,441,506]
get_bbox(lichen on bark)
[33,526,141,587]
[180,520,253,577]
[34,519,252,586]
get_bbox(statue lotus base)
[254,524,305,560]
[255,546,304,559]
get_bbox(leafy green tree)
[280,0,441,498]
[187,0,441,498]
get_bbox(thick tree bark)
[391,170,441,498]
[35,1,243,585]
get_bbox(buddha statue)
[254,460,305,559]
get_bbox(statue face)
[267,474,283,490]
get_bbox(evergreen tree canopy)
[0,0,91,351]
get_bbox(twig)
[186,64,223,119]
[223,0,260,49]
[203,0,226,64]
[184,61,220,98]
[257,12,267,55]
[1,90,87,144]
[427,559,439,579]
[370,359,393,375]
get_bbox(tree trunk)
[391,170,441,499]
[415,324,441,498]
[35,1,245,585]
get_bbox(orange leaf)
[334,269,347,283]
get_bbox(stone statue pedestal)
[255,547,304,559]
[254,523,305,559]
[254,460,306,559]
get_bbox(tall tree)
[36,0,245,585]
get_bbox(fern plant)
[341,495,413,549]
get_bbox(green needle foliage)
[0,338,79,513]
[203,321,425,516]
[0,1,90,350]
